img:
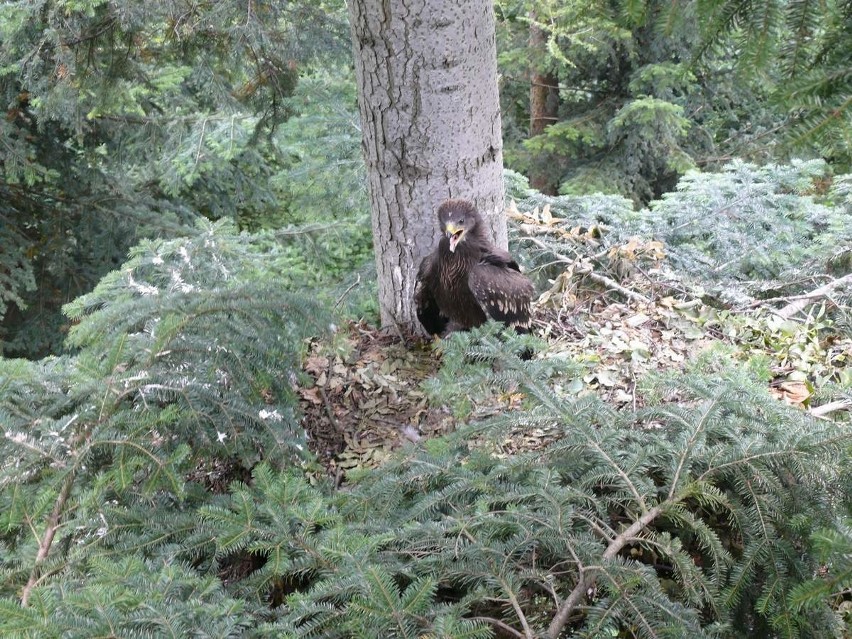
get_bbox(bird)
[414,199,535,336]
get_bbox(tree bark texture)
[347,0,506,331]
[528,15,559,194]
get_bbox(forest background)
[1,1,851,637]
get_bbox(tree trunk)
[347,0,506,332]
[529,15,559,194]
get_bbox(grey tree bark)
[347,0,506,332]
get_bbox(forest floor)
[298,322,449,480]
[296,209,851,482]
[296,297,717,482]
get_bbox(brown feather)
[415,200,535,335]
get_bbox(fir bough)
[0,0,352,357]
[422,322,569,418]
[195,346,850,638]
[0,221,328,613]
[0,557,252,639]
[790,520,852,632]
[506,161,852,310]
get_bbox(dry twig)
[777,273,852,319]
[523,236,651,304]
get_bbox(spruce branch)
[499,577,534,639]
[522,236,652,304]
[666,396,720,500]
[547,505,666,639]
[470,616,527,639]
[333,273,361,309]
[20,470,75,607]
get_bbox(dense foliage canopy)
[1,1,850,637]
[496,0,851,201]
[0,0,360,357]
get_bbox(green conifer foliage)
[0,0,350,357]
[495,0,849,203]
[697,0,852,166]
[629,159,852,309]
[496,0,782,203]
[505,161,852,312]
[0,557,253,638]
[0,222,328,613]
[790,521,852,630]
[192,339,850,637]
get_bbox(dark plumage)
[415,199,535,336]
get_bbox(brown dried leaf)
[300,387,322,405]
[774,381,811,405]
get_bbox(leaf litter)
[297,202,851,480]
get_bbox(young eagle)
[415,199,535,336]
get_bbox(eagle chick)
[415,199,535,336]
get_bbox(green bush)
[0,221,328,614]
[194,345,850,638]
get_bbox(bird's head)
[437,199,480,253]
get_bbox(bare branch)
[471,617,526,639]
[777,273,852,319]
[21,471,76,607]
[809,398,852,419]
[547,505,664,638]
[522,236,651,304]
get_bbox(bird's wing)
[415,252,449,335]
[468,253,535,331]
[480,247,522,271]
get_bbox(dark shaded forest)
[1,1,850,637]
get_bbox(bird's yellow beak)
[445,223,464,253]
